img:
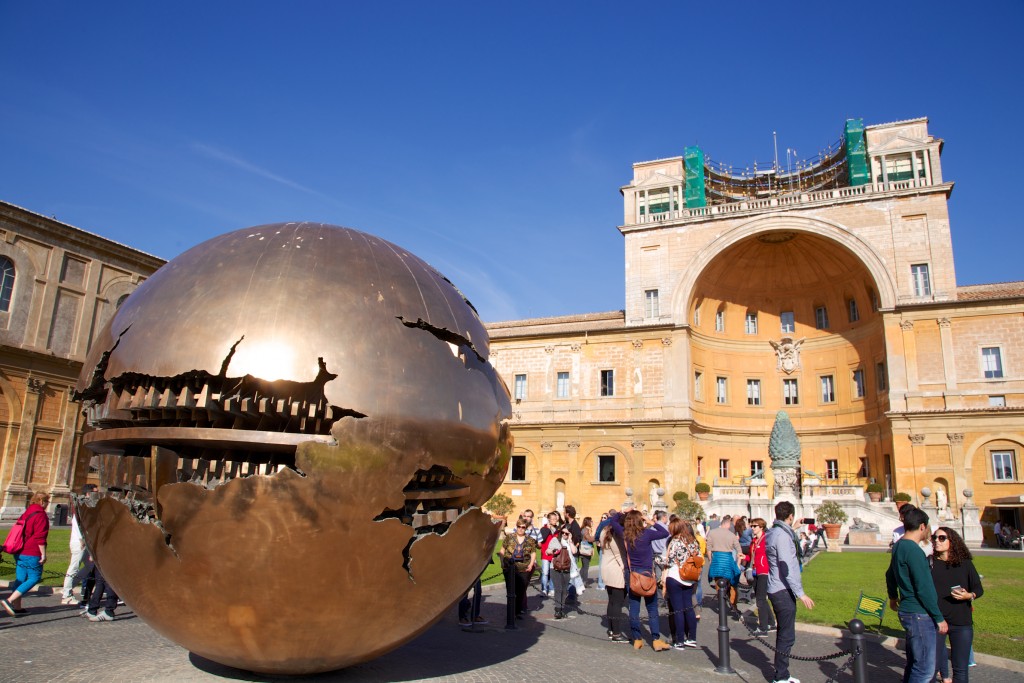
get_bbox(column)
[936,318,959,406]
[634,190,641,224]
[631,439,644,505]
[947,433,965,516]
[0,378,44,519]
[908,433,926,502]
[900,320,919,393]
[880,155,889,188]
[910,150,919,187]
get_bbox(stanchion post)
[714,577,735,674]
[848,618,867,683]
[504,561,518,630]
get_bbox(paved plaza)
[2,580,1022,683]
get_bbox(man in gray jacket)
[765,500,815,683]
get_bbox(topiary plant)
[672,490,688,503]
[484,492,515,518]
[814,500,848,525]
[694,482,711,494]
[673,492,706,521]
[893,491,912,502]
[866,483,884,493]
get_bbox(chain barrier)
[0,554,72,581]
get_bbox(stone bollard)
[714,577,736,674]
[848,618,868,683]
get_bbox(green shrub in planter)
[672,490,688,503]
[814,500,848,524]
[866,483,885,494]
[673,492,706,521]
[694,482,711,494]
[893,491,912,503]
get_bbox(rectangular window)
[719,459,729,479]
[693,306,701,327]
[848,298,860,322]
[644,289,660,318]
[858,457,870,478]
[982,347,1004,378]
[780,311,795,334]
[911,263,931,297]
[598,454,616,482]
[990,395,1006,407]
[746,379,761,406]
[600,369,615,397]
[820,375,835,403]
[694,371,703,401]
[715,310,725,332]
[697,457,703,477]
[876,362,887,392]
[510,455,527,482]
[783,378,799,405]
[556,371,570,399]
[745,312,758,335]
[826,459,839,479]
[514,374,527,400]
[751,460,765,478]
[992,451,1015,481]
[853,368,866,398]
[716,376,728,404]
[815,306,829,330]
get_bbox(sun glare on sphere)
[228,340,306,381]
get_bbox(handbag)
[681,553,704,582]
[625,550,657,597]
[552,547,572,572]
[2,510,43,555]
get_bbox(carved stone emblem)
[769,337,805,374]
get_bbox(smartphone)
[950,585,962,593]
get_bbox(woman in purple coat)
[611,510,671,651]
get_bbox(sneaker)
[458,618,472,627]
[88,610,114,622]
[683,639,698,648]
[61,595,77,605]
[610,634,630,643]
[0,599,15,617]
[771,678,800,683]
[472,616,488,625]
[673,641,687,650]
[766,624,777,632]
[633,639,644,650]
[652,639,671,652]
[751,627,769,637]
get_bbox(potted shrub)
[814,500,848,540]
[673,492,706,521]
[484,492,515,522]
[694,482,711,501]
[866,482,884,503]
[893,491,912,511]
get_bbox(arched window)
[116,294,130,309]
[0,257,15,312]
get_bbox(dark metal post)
[848,618,867,683]
[504,561,517,630]
[714,577,735,674]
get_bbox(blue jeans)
[540,559,551,593]
[666,578,697,643]
[628,589,660,641]
[769,590,797,681]
[899,611,938,683]
[596,550,605,589]
[937,623,973,683]
[13,554,43,595]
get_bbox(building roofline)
[486,310,624,329]
[864,116,929,131]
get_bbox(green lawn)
[800,552,1024,662]
[1,528,73,588]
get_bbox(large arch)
[671,214,898,326]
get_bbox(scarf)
[771,519,803,569]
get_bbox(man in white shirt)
[61,484,96,604]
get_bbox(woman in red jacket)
[749,517,776,636]
[2,491,50,617]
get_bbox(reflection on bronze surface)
[74,224,512,674]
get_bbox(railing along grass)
[1,528,72,587]
[800,552,1023,662]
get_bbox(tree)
[673,492,706,521]
[484,492,515,518]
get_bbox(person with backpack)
[546,524,576,619]
[1,491,51,617]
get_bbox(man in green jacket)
[885,506,947,683]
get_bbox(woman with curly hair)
[610,509,671,651]
[930,527,983,683]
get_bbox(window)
[694,371,703,401]
[116,293,130,309]
[693,306,700,327]
[990,395,1006,407]
[644,289,660,318]
[911,264,931,297]
[0,257,14,312]
[992,451,1015,481]
[697,457,703,477]
[982,347,1004,379]
[716,377,728,404]
[600,370,615,397]
[745,312,758,335]
[852,369,866,398]
[876,362,887,392]
[514,374,527,400]
[826,459,839,479]
[783,378,799,405]
[556,371,570,399]
[751,460,765,478]
[820,375,835,403]
[746,379,761,406]
[858,457,870,478]
[509,455,527,482]
[719,459,729,479]
[814,306,829,330]
[598,454,616,482]
[780,311,795,334]
[848,298,859,323]
[715,309,725,332]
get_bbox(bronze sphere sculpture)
[73,223,512,674]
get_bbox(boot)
[652,638,671,652]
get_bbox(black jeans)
[606,586,627,636]
[937,623,973,683]
[578,554,592,584]
[768,590,797,681]
[755,574,776,629]
[504,567,530,615]
[87,568,119,615]
[458,578,482,621]
[552,569,571,612]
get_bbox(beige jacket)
[599,527,626,589]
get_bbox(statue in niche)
[769,337,805,374]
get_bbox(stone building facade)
[488,118,1024,543]
[0,201,163,519]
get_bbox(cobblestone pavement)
[1,583,1021,683]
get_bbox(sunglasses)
[932,534,948,542]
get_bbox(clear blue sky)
[2,2,1021,322]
